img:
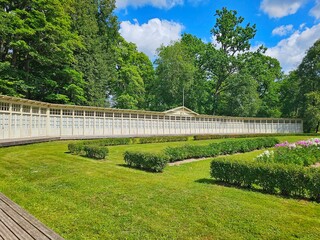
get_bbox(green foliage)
[165,137,279,162]
[83,138,132,146]
[68,142,85,154]
[257,146,320,166]
[281,39,320,132]
[1,136,320,239]
[83,145,108,159]
[68,136,192,154]
[210,158,320,201]
[112,38,155,109]
[212,8,256,55]
[152,37,200,111]
[68,138,131,154]
[152,8,281,117]
[138,136,189,144]
[305,91,320,132]
[70,0,118,107]
[0,0,85,104]
[124,151,169,172]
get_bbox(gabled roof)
[163,106,199,116]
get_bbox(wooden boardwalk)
[0,193,63,240]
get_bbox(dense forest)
[0,1,319,131]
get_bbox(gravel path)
[168,157,214,166]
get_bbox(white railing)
[0,95,303,140]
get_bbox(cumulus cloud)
[260,0,307,18]
[119,18,184,59]
[116,0,183,9]
[310,0,320,18]
[272,25,294,36]
[266,23,320,73]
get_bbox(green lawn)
[0,136,320,239]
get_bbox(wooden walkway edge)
[0,193,63,240]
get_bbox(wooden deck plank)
[0,209,33,240]
[0,221,19,240]
[0,202,50,240]
[0,193,64,240]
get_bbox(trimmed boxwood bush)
[210,158,320,201]
[84,138,132,146]
[165,137,279,162]
[124,151,169,172]
[138,136,189,144]
[68,143,85,154]
[83,145,108,159]
[194,133,317,141]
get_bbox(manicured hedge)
[194,133,318,141]
[138,136,189,144]
[83,145,109,159]
[124,151,169,172]
[165,137,279,162]
[83,138,132,146]
[210,158,320,201]
[68,143,85,154]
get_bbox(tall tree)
[242,52,282,117]
[152,34,209,112]
[279,71,301,118]
[70,0,119,107]
[112,37,154,109]
[305,91,320,132]
[0,0,86,104]
[279,39,320,132]
[203,7,257,114]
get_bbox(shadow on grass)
[195,178,316,202]
[117,163,162,173]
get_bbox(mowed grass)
[0,136,319,239]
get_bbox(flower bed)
[256,138,320,166]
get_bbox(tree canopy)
[1,2,318,132]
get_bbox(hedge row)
[84,145,108,159]
[138,136,189,144]
[68,138,131,155]
[165,137,279,162]
[68,136,190,154]
[194,133,318,141]
[210,158,320,201]
[68,134,315,153]
[124,151,169,172]
[68,143,108,159]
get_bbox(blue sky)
[115,0,320,73]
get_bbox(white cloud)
[272,25,294,36]
[310,0,320,19]
[116,0,183,9]
[260,0,307,18]
[266,23,320,73]
[119,18,184,59]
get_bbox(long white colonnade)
[0,95,303,140]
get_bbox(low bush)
[194,133,317,141]
[68,143,84,154]
[165,137,279,162]
[165,145,220,162]
[124,151,169,172]
[210,158,320,201]
[83,145,108,159]
[84,138,132,146]
[138,136,189,144]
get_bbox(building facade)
[0,95,303,140]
